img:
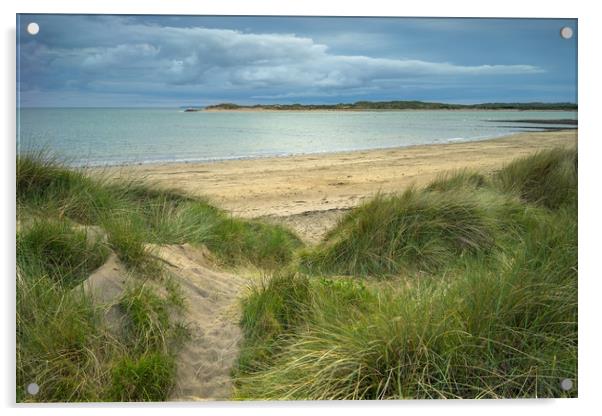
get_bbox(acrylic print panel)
[16,14,577,402]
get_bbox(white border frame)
[2,1,599,415]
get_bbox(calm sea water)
[17,108,577,166]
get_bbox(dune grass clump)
[106,282,188,402]
[128,189,303,269]
[16,265,109,402]
[208,218,303,270]
[17,151,81,198]
[108,352,177,402]
[17,219,109,288]
[17,151,121,224]
[494,147,577,209]
[106,182,219,245]
[101,214,162,276]
[105,179,303,270]
[237,272,311,371]
[425,169,487,193]
[236,272,377,378]
[300,188,505,276]
[118,282,188,353]
[141,199,218,245]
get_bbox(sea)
[17,108,577,167]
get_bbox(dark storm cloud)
[17,15,576,106]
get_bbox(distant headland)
[184,100,578,112]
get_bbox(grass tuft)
[17,263,111,402]
[300,188,503,275]
[237,272,311,372]
[108,353,176,402]
[425,169,487,193]
[17,151,122,224]
[17,219,109,288]
[208,218,303,270]
[119,283,173,352]
[102,214,161,276]
[494,147,577,209]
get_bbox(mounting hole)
[27,22,39,36]
[560,26,573,40]
[560,378,573,391]
[27,382,39,395]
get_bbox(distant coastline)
[188,100,578,112]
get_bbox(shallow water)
[17,108,577,166]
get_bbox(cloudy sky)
[17,15,577,107]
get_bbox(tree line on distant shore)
[199,100,577,111]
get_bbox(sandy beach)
[101,130,577,242]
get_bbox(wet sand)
[99,130,577,242]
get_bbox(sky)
[17,15,577,107]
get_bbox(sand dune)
[82,252,129,334]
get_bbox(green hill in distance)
[199,101,577,111]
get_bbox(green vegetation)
[299,189,508,276]
[109,353,177,401]
[204,100,577,111]
[235,147,578,399]
[17,219,109,288]
[494,147,578,209]
[209,218,302,269]
[16,152,301,402]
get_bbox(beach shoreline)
[76,126,575,169]
[83,131,522,168]
[98,129,577,242]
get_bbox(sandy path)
[83,244,247,401]
[151,244,247,401]
[100,130,577,242]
